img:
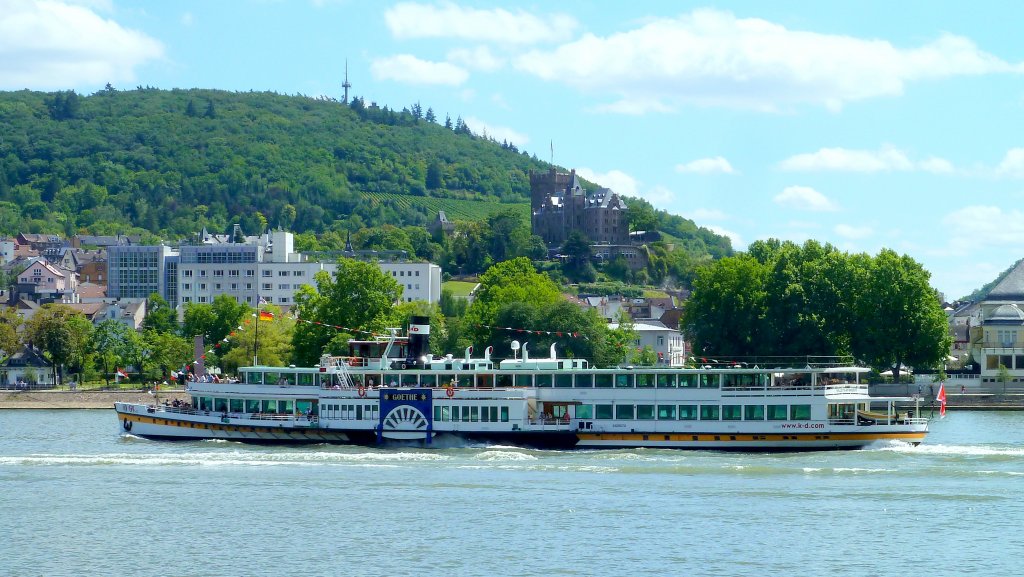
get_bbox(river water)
[0,410,1021,577]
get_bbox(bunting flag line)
[474,324,585,339]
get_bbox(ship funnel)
[406,315,430,367]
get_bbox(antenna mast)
[342,60,352,103]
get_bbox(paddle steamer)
[115,317,928,450]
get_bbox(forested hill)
[0,87,729,258]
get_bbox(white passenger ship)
[115,318,928,451]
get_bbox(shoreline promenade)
[0,390,189,409]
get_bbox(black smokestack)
[406,315,430,367]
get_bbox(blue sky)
[3,0,1024,300]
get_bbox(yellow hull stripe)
[119,413,324,435]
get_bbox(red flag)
[937,382,947,417]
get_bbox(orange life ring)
[445,386,455,398]
[357,386,366,398]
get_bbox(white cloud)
[919,156,955,174]
[590,98,675,115]
[996,148,1024,178]
[834,223,874,240]
[447,46,504,72]
[676,156,736,174]
[0,0,163,90]
[385,2,576,45]
[707,225,744,249]
[942,205,1024,246]
[637,184,679,207]
[773,186,839,212]
[685,208,728,221]
[462,116,528,147]
[514,8,1022,112]
[575,168,639,196]
[370,54,468,85]
[778,145,954,173]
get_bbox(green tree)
[221,305,293,371]
[853,249,951,380]
[24,304,93,386]
[92,319,137,385]
[464,257,561,350]
[625,196,659,233]
[561,230,595,282]
[0,306,23,359]
[144,330,192,383]
[141,293,177,334]
[997,364,1011,395]
[291,258,402,366]
[682,254,767,356]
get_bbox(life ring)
[357,386,366,398]
[123,418,132,432]
[445,386,455,398]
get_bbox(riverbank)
[0,390,189,409]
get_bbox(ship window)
[454,375,472,388]
[678,405,697,420]
[420,374,437,386]
[678,374,697,388]
[245,399,260,413]
[401,373,419,386]
[615,374,633,388]
[462,406,471,421]
[489,406,498,422]
[555,374,573,388]
[245,372,263,385]
[480,406,490,422]
[261,400,277,413]
[433,406,442,421]
[200,397,213,411]
[722,405,742,420]
[744,405,765,420]
[657,374,675,388]
[596,404,613,419]
[535,374,552,388]
[790,405,811,420]
[576,404,593,419]
[440,406,450,421]
[515,374,532,387]
[500,406,509,422]
[356,405,363,420]
[700,405,720,420]
[575,374,594,388]
[451,406,460,422]
[636,374,655,388]
[636,405,655,420]
[470,406,479,422]
[279,400,293,414]
[214,398,228,412]
[229,399,243,412]
[595,374,613,388]
[657,405,676,419]
[699,374,718,388]
[297,373,315,386]
[767,405,788,420]
[615,405,635,419]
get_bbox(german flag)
[258,310,274,322]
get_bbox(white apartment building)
[175,231,442,308]
[609,321,687,366]
[379,261,442,303]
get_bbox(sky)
[3,0,1024,301]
